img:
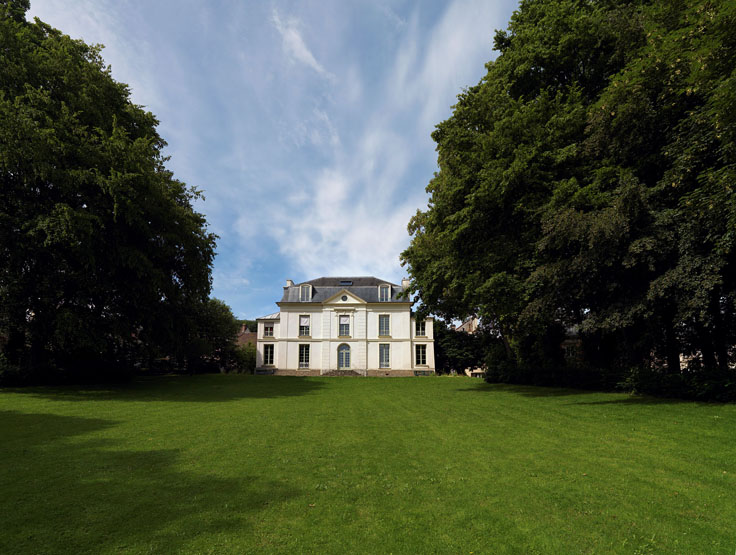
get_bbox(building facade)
[256,277,435,376]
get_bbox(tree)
[402,0,736,399]
[185,299,240,372]
[433,320,488,375]
[0,3,217,383]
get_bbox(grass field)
[1,375,735,554]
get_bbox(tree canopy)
[0,2,218,382]
[402,0,736,399]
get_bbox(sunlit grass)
[1,375,734,553]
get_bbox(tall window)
[415,320,426,336]
[379,285,390,302]
[338,344,350,369]
[415,344,427,366]
[379,314,390,336]
[264,344,274,366]
[379,344,390,368]
[264,323,274,337]
[299,344,310,368]
[339,315,350,336]
[299,315,310,336]
[300,285,311,301]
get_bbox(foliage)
[401,0,736,400]
[228,343,256,374]
[433,319,489,374]
[0,3,217,383]
[185,299,240,373]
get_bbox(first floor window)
[299,315,310,336]
[338,344,350,369]
[264,323,274,337]
[379,314,390,336]
[379,344,390,368]
[264,344,274,365]
[415,344,427,366]
[339,315,350,336]
[299,344,310,368]
[415,320,426,336]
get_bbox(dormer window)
[300,285,311,302]
[379,284,390,302]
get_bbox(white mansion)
[255,277,435,376]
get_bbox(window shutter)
[339,315,349,325]
[300,316,310,326]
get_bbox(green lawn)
[1,375,734,554]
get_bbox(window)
[264,323,274,337]
[379,344,390,368]
[415,344,427,366]
[299,344,309,368]
[338,344,350,369]
[300,285,311,302]
[264,344,274,366]
[379,314,390,336]
[339,315,350,336]
[415,320,426,337]
[299,315,310,336]
[379,285,390,302]
[339,280,353,286]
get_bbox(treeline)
[0,2,251,383]
[403,0,736,400]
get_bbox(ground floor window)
[338,344,350,369]
[379,344,390,368]
[299,344,310,368]
[415,344,427,366]
[264,344,274,365]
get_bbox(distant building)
[256,277,435,376]
[457,316,484,377]
[457,317,480,334]
[236,324,257,348]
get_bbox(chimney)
[286,279,294,287]
[401,277,411,291]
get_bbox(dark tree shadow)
[455,383,593,397]
[0,410,300,553]
[571,396,710,406]
[1,374,325,403]
[455,382,704,405]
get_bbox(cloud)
[271,8,334,80]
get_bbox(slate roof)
[279,276,408,303]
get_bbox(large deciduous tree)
[0,1,217,382]
[402,0,736,399]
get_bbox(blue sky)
[28,0,519,319]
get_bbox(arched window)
[338,344,351,369]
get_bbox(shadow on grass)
[1,374,325,403]
[456,382,696,405]
[456,382,593,397]
[0,410,300,553]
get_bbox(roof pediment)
[323,289,366,305]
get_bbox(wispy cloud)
[271,8,335,81]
